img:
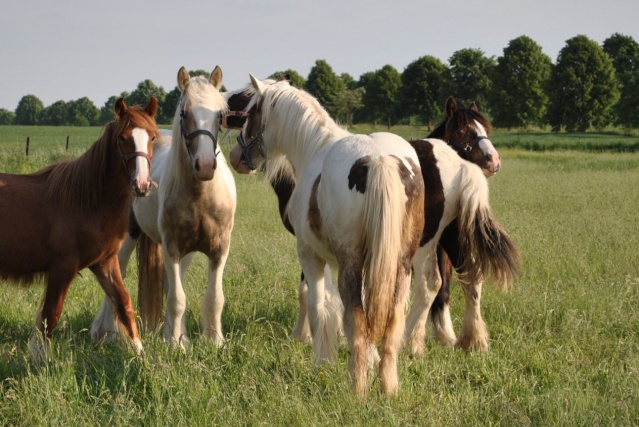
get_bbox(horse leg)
[163,246,189,348]
[90,256,143,355]
[292,264,342,343]
[291,271,311,341]
[379,272,411,396]
[456,280,488,352]
[29,264,78,362]
[202,250,228,346]
[91,234,138,341]
[298,246,340,364]
[337,260,367,396]
[403,244,441,356]
[429,247,457,347]
[432,221,463,347]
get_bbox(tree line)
[1,33,638,132]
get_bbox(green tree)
[162,87,181,124]
[399,55,449,128]
[334,87,365,127]
[340,73,357,90]
[99,95,123,125]
[603,33,639,129]
[362,64,402,128]
[15,95,44,125]
[67,97,99,126]
[603,33,639,74]
[614,71,639,129]
[446,48,496,112]
[269,69,306,88]
[548,35,620,132]
[128,80,167,122]
[490,35,552,128]
[39,100,69,125]
[0,108,15,125]
[305,59,345,118]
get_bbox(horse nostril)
[195,158,200,172]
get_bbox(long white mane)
[245,81,350,183]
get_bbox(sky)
[1,0,638,111]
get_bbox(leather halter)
[447,135,488,160]
[180,109,220,157]
[235,127,265,171]
[117,137,151,173]
[445,118,488,160]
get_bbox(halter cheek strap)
[117,138,151,172]
[235,128,265,171]
[180,110,220,156]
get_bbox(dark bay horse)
[0,97,159,361]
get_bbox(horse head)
[176,66,226,181]
[442,97,501,177]
[229,75,282,174]
[114,96,158,196]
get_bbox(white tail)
[360,156,406,341]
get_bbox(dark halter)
[445,118,488,160]
[180,109,221,158]
[117,137,151,173]
[447,135,488,160]
[235,126,265,171]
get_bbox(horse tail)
[361,156,407,341]
[137,232,165,330]
[457,165,521,290]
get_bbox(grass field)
[0,125,638,426]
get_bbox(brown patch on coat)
[408,139,445,246]
[308,174,322,239]
[348,156,371,194]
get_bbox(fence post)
[66,135,69,151]
[26,137,30,157]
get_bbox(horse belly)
[0,189,52,276]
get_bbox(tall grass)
[0,126,638,425]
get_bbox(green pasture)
[0,125,638,426]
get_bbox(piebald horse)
[230,76,425,396]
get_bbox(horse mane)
[44,104,157,210]
[246,81,350,182]
[431,106,493,139]
[163,75,228,193]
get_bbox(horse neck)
[45,130,131,212]
[266,101,350,178]
[428,121,447,140]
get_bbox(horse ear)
[445,96,457,118]
[469,101,479,112]
[210,66,223,90]
[249,74,266,94]
[177,66,190,93]
[145,96,158,118]
[115,98,127,118]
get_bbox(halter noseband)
[447,135,488,158]
[117,137,151,172]
[180,109,220,157]
[235,126,265,171]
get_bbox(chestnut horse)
[92,67,236,349]
[230,76,424,396]
[0,97,159,361]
